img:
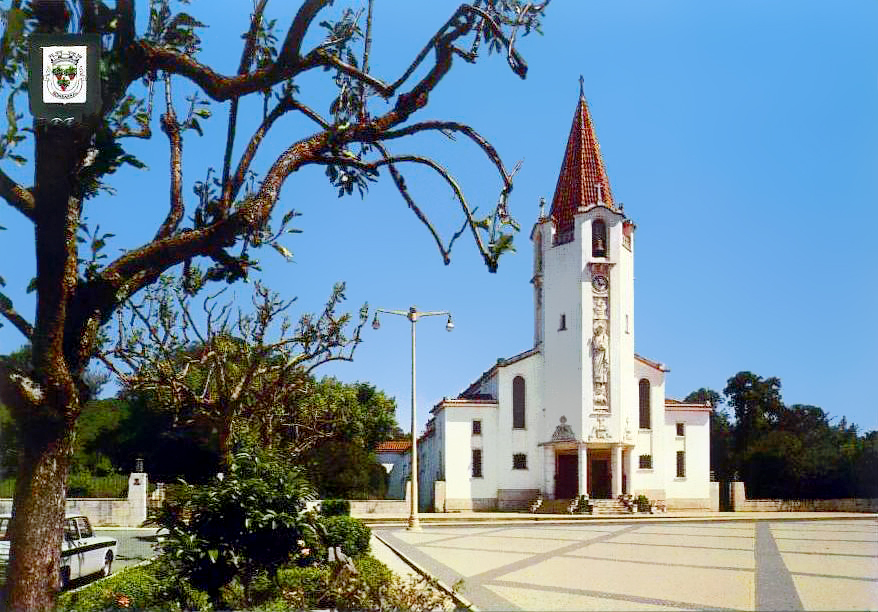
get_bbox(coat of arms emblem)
[42,46,87,104]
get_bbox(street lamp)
[371,306,453,531]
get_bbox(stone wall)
[497,488,539,511]
[735,497,878,513]
[0,472,148,527]
[0,498,137,527]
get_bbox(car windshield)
[74,517,93,538]
[0,517,8,540]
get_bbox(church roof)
[635,354,670,372]
[665,398,713,412]
[550,82,616,241]
[458,347,540,400]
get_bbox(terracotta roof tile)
[550,90,616,242]
[375,440,412,452]
[665,398,712,412]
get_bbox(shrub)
[320,515,371,557]
[354,555,393,591]
[56,564,163,611]
[276,565,329,609]
[56,562,212,611]
[271,554,451,611]
[636,494,651,513]
[151,449,315,606]
[320,498,351,516]
[378,574,454,611]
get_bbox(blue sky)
[1,1,876,435]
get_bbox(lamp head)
[371,314,380,330]
[445,315,454,332]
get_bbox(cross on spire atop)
[549,79,616,242]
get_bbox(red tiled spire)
[550,81,615,241]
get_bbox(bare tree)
[0,0,548,607]
[104,277,368,463]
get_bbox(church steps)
[531,498,635,515]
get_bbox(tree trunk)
[4,414,75,610]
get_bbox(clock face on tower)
[592,275,608,292]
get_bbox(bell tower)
[534,80,637,499]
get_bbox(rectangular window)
[472,449,483,478]
[472,420,482,435]
[676,451,686,478]
[676,422,685,437]
[512,453,527,470]
[639,454,652,469]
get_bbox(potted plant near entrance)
[635,495,651,513]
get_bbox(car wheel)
[59,567,70,590]
[101,551,113,577]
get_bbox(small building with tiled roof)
[375,439,412,500]
[415,83,711,513]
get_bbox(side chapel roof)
[550,79,617,239]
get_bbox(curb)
[361,513,878,528]
[373,533,479,612]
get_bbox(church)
[415,85,712,512]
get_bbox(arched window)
[639,379,651,429]
[512,376,526,429]
[592,220,607,257]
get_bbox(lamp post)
[372,306,453,531]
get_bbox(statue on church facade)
[592,322,609,384]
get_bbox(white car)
[0,514,117,588]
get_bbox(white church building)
[416,87,712,512]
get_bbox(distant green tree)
[293,377,398,499]
[723,372,784,461]
[854,431,878,498]
[684,388,734,481]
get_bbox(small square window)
[676,422,685,437]
[639,454,652,469]
[472,449,483,478]
[512,453,527,470]
[472,420,482,435]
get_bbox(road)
[375,518,878,611]
[95,528,159,573]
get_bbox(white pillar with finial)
[127,458,148,527]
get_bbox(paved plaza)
[375,517,878,611]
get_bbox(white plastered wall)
[663,407,711,504]
[440,401,499,510]
[494,353,544,493]
[632,359,667,498]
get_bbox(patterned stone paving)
[376,519,878,611]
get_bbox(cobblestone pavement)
[375,518,878,611]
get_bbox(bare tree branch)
[378,120,512,187]
[222,0,271,207]
[277,0,332,66]
[0,291,33,340]
[314,148,495,267]
[155,73,184,240]
[0,169,35,221]
[227,95,330,207]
